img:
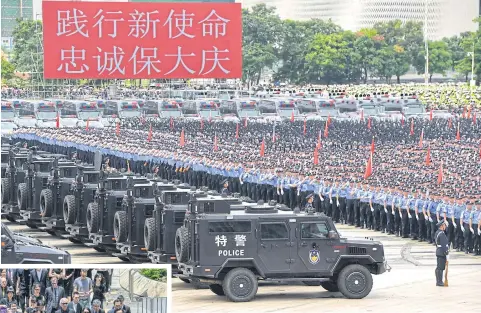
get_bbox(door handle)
[300,242,307,247]
[261,243,267,248]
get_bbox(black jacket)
[435,229,449,257]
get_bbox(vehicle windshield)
[120,110,141,118]
[238,109,260,117]
[404,106,424,114]
[36,111,57,119]
[362,106,379,115]
[161,110,181,117]
[1,111,15,119]
[78,110,101,120]
[17,108,35,117]
[318,109,339,116]
[278,109,298,117]
[144,102,159,115]
[339,107,357,113]
[199,110,220,117]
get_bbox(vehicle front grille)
[348,247,367,255]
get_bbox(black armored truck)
[176,205,389,302]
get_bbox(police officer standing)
[221,179,231,196]
[434,220,449,287]
[304,193,315,212]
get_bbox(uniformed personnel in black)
[305,193,314,212]
[434,220,449,287]
[221,179,231,196]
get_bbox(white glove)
[320,197,324,202]
[453,222,457,228]
[277,189,280,195]
[384,208,388,214]
[424,215,428,220]
[478,229,480,235]
[429,216,433,222]
[444,220,449,227]
[370,207,374,212]
[470,227,474,234]
[281,189,284,195]
[392,210,395,216]
[337,200,340,206]
[330,199,333,204]
[461,226,465,232]
[446,254,450,261]
[408,213,412,219]
[416,214,419,220]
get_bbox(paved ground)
[172,224,481,313]
[3,220,126,264]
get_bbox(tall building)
[241,0,479,40]
[1,0,34,48]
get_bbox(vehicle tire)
[175,226,190,263]
[337,264,373,299]
[63,195,76,224]
[39,189,53,217]
[190,278,209,290]
[113,211,127,242]
[86,202,100,233]
[209,284,225,296]
[302,281,321,286]
[17,183,27,210]
[179,278,190,284]
[144,217,156,251]
[222,268,258,302]
[320,281,339,292]
[1,178,10,204]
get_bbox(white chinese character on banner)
[129,46,161,75]
[57,46,89,74]
[128,10,160,38]
[57,9,89,37]
[93,46,125,75]
[163,9,195,39]
[198,10,230,38]
[215,235,227,247]
[164,46,195,75]
[199,46,230,75]
[234,235,246,247]
[93,9,124,38]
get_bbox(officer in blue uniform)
[461,204,473,254]
[434,220,449,287]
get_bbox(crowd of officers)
[9,113,481,258]
[0,269,130,313]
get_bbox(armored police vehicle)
[275,98,300,120]
[256,99,281,121]
[2,147,30,221]
[33,100,59,128]
[232,99,261,119]
[219,100,240,122]
[1,101,18,135]
[1,222,72,264]
[14,101,37,128]
[101,100,141,126]
[177,206,389,302]
[182,100,221,120]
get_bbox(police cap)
[436,220,445,228]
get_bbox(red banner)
[42,1,242,79]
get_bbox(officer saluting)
[221,179,231,196]
[304,193,315,212]
[434,220,449,287]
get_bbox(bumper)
[375,260,391,275]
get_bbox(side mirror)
[328,230,339,240]
[1,234,14,249]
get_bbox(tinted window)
[260,223,288,240]
[301,222,329,239]
[174,212,185,224]
[208,221,251,233]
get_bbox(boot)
[435,270,444,287]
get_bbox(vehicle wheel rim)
[231,275,252,298]
[345,272,366,294]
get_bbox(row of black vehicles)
[1,142,389,302]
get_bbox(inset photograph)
[0,267,169,313]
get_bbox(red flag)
[200,118,204,130]
[213,134,218,151]
[290,109,295,123]
[429,109,433,121]
[86,118,90,131]
[425,146,431,166]
[456,122,461,141]
[410,119,414,136]
[147,124,152,142]
[418,129,424,148]
[401,114,405,126]
[244,117,248,128]
[235,123,239,139]
[437,161,443,184]
[313,147,319,165]
[56,112,60,129]
[473,112,477,124]
[360,110,364,122]
[364,153,373,180]
[367,117,371,129]
[448,118,452,129]
[467,106,471,119]
[127,160,130,173]
[170,117,174,130]
[260,138,265,157]
[323,121,329,138]
[116,122,120,136]
[327,114,331,126]
[303,118,307,135]
[316,129,322,149]
[370,137,375,154]
[462,107,466,118]
[179,129,185,147]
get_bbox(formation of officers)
[9,112,481,259]
[0,269,132,313]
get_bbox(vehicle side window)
[208,221,251,233]
[301,222,329,239]
[260,223,288,240]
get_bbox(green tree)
[414,40,451,82]
[353,28,384,83]
[443,35,469,71]
[1,56,15,81]
[242,4,282,84]
[11,19,43,81]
